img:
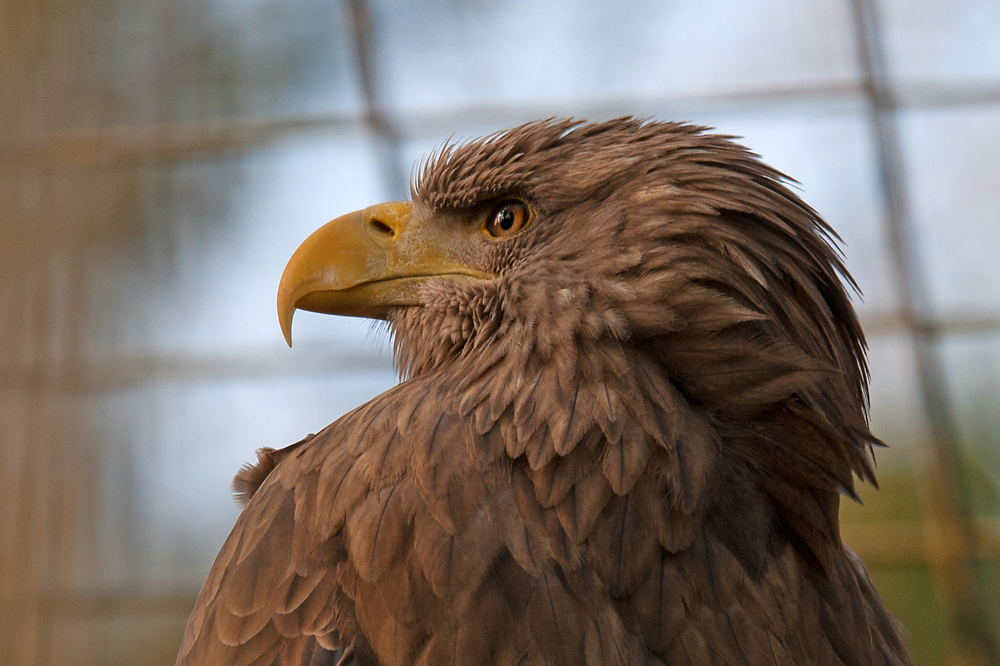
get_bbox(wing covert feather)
[179,371,911,666]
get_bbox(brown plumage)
[176,118,913,666]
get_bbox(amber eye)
[484,200,531,238]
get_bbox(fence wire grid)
[1,1,999,665]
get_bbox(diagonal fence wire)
[849,0,998,663]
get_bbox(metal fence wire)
[0,1,998,665]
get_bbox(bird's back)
[176,370,910,666]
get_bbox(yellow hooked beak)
[277,201,491,346]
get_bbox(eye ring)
[483,199,531,239]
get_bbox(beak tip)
[278,299,295,347]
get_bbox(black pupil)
[498,208,515,231]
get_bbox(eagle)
[176,118,913,666]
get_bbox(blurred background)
[0,0,998,664]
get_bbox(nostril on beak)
[362,202,410,242]
[369,219,395,238]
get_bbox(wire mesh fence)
[1,1,998,665]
